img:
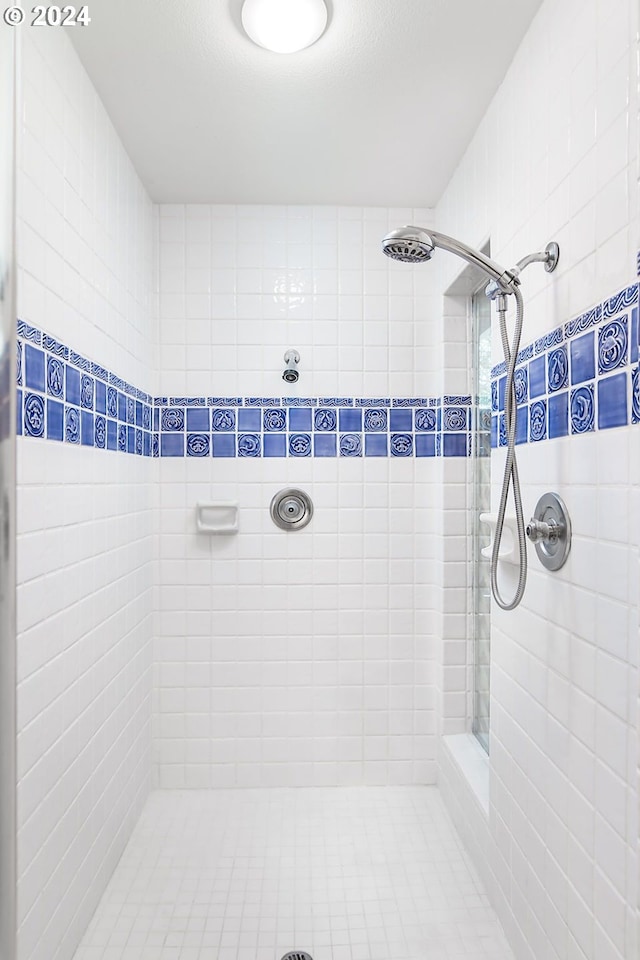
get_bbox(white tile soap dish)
[479,512,521,565]
[196,502,239,534]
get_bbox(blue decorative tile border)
[16,321,471,458]
[490,278,640,447]
[17,265,640,463]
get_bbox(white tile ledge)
[441,733,489,816]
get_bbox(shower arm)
[428,229,520,294]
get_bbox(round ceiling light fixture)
[241,0,328,53]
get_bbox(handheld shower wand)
[382,226,560,611]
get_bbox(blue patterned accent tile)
[490,381,498,412]
[546,327,564,349]
[443,407,467,431]
[320,397,353,406]
[289,408,312,431]
[161,433,184,456]
[314,434,336,456]
[529,355,546,398]
[117,392,127,421]
[570,331,595,384]
[514,367,528,405]
[491,361,507,378]
[499,414,507,447]
[282,397,317,406]
[515,406,528,445]
[529,400,547,442]
[364,434,387,456]
[65,406,80,444]
[516,344,534,365]
[95,415,106,449]
[142,405,151,430]
[442,433,468,457]
[597,373,627,430]
[339,433,362,457]
[95,380,106,414]
[91,361,108,380]
[637,251,640,277]
[187,433,210,456]
[415,408,437,431]
[570,384,595,434]
[443,395,472,405]
[415,434,436,457]
[43,334,68,358]
[16,390,21,436]
[135,401,143,427]
[152,433,159,457]
[208,397,243,406]
[110,373,125,390]
[16,341,22,386]
[46,356,64,398]
[238,408,261,432]
[126,397,135,424]
[17,321,41,344]
[23,393,44,437]
[70,351,91,372]
[81,411,94,446]
[153,407,160,431]
[162,408,185,431]
[339,408,362,431]
[107,386,118,418]
[631,366,639,423]
[364,409,387,431]
[548,392,568,439]
[289,433,311,457]
[211,408,236,431]
[314,408,337,431]
[603,284,638,318]
[534,336,546,355]
[357,398,390,407]
[245,397,280,407]
[565,305,601,339]
[154,396,168,405]
[186,407,210,432]
[81,374,94,410]
[238,433,261,457]
[263,434,287,457]
[631,307,638,364]
[46,399,63,441]
[389,409,412,432]
[119,424,128,453]
[263,408,287,431]
[24,345,45,392]
[390,433,413,456]
[391,398,432,407]
[107,420,118,451]
[143,432,151,457]
[212,434,235,457]
[548,346,568,392]
[598,317,628,374]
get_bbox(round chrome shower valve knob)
[270,488,313,531]
[526,492,571,571]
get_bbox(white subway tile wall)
[16,27,154,960]
[152,202,447,791]
[435,1,639,959]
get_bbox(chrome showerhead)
[381,226,435,263]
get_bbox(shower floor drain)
[281,953,313,960]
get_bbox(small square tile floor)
[72,787,514,960]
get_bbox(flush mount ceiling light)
[241,0,328,53]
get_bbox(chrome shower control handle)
[526,518,561,544]
[527,493,571,571]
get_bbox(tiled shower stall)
[10,2,640,960]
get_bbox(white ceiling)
[69,0,542,207]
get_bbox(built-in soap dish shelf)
[479,513,521,565]
[196,501,239,535]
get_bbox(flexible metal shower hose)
[490,285,527,610]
